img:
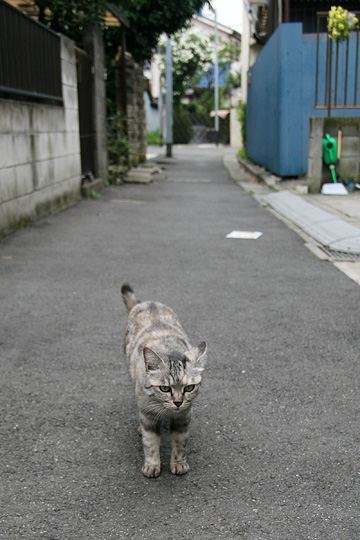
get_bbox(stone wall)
[126,54,146,167]
[307,117,360,193]
[0,36,81,236]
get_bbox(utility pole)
[165,36,173,157]
[158,76,163,139]
[157,47,163,140]
[214,8,219,145]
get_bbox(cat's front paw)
[170,462,190,475]
[142,463,161,478]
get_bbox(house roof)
[4,0,38,18]
[106,3,129,28]
[5,0,129,28]
[193,14,241,40]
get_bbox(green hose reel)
[322,133,338,183]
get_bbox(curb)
[225,152,360,259]
[81,177,105,198]
[237,157,280,190]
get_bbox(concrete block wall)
[307,117,360,192]
[328,121,360,181]
[0,36,81,236]
[307,118,324,193]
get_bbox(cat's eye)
[159,385,171,392]
[184,384,195,392]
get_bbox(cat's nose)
[174,401,182,408]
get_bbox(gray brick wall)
[0,36,81,235]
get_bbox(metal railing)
[315,11,360,113]
[0,0,62,103]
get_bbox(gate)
[76,48,96,178]
[0,0,62,103]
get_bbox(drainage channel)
[319,246,360,262]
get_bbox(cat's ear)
[143,347,166,372]
[188,341,207,371]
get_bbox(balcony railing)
[315,11,360,114]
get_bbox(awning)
[105,3,129,27]
[210,110,230,119]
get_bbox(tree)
[34,0,208,62]
[218,39,241,101]
[120,0,208,62]
[161,29,212,103]
[35,0,106,45]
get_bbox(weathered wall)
[126,54,146,167]
[308,117,360,192]
[0,36,81,235]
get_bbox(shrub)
[108,112,129,166]
[173,107,193,144]
[236,101,247,150]
[147,130,163,146]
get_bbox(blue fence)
[246,23,360,176]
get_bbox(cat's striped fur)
[121,284,207,478]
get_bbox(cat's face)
[143,343,207,411]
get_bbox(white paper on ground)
[226,230,263,239]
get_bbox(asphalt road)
[1,146,359,539]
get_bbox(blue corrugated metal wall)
[246,23,360,177]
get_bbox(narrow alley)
[1,146,359,539]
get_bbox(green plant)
[186,106,212,127]
[147,130,163,146]
[108,164,126,185]
[159,29,212,104]
[225,70,241,91]
[237,147,247,160]
[34,0,107,45]
[237,101,247,149]
[108,112,129,165]
[34,0,207,59]
[328,6,359,41]
[33,0,209,126]
[173,106,193,144]
[121,0,208,62]
[218,38,241,103]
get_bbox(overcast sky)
[202,0,243,33]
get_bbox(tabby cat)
[121,284,207,478]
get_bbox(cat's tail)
[121,283,139,312]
